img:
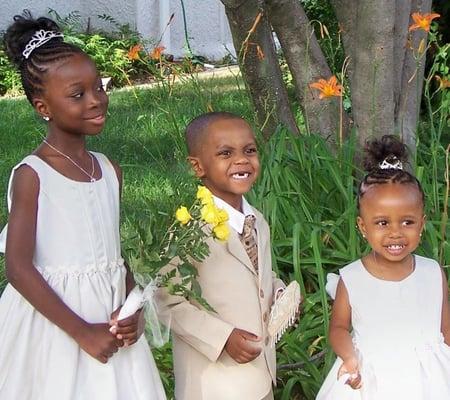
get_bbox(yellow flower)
[408,12,440,32]
[196,186,213,205]
[201,203,220,226]
[217,208,229,224]
[217,208,228,224]
[175,206,192,225]
[213,223,230,241]
[309,76,343,99]
[127,44,142,60]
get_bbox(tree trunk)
[332,0,430,156]
[350,0,397,149]
[265,0,347,144]
[221,0,299,138]
[220,0,431,158]
[329,0,357,85]
[396,0,432,155]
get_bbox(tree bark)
[265,0,347,144]
[221,0,299,138]
[349,0,397,149]
[396,0,432,155]
[330,0,357,85]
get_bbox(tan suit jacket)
[156,207,285,400]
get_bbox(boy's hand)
[76,322,123,364]
[338,356,362,389]
[110,307,145,346]
[225,328,262,363]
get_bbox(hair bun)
[363,135,409,172]
[3,10,61,67]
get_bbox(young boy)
[157,112,285,400]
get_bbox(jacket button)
[260,289,264,298]
[265,336,269,346]
[263,312,268,322]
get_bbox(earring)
[356,226,366,238]
[43,116,50,121]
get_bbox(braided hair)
[3,12,85,104]
[357,135,425,208]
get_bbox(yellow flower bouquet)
[115,186,229,346]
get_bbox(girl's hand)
[338,357,362,389]
[110,307,145,346]
[76,323,123,364]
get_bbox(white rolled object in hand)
[111,279,170,348]
[117,286,144,320]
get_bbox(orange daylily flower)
[408,12,440,32]
[127,44,142,60]
[309,76,343,99]
[150,46,165,60]
[435,75,450,89]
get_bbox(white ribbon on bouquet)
[112,279,170,348]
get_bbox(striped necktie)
[240,215,258,272]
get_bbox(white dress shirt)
[212,195,256,235]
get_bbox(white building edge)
[1,0,236,61]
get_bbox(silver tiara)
[379,157,403,170]
[22,30,64,59]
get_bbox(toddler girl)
[317,135,450,399]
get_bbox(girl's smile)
[384,243,407,256]
[83,113,106,126]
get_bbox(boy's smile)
[189,118,260,210]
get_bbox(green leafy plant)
[0,49,21,96]
[123,185,229,310]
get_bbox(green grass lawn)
[0,75,252,223]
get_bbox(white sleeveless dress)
[317,255,450,400]
[0,154,166,400]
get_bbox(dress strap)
[91,152,120,188]
[0,155,44,253]
[6,156,45,211]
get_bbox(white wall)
[1,0,235,61]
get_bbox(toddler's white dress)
[317,255,450,400]
[0,154,166,400]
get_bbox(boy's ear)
[33,97,51,120]
[187,156,205,178]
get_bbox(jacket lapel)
[227,229,257,275]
